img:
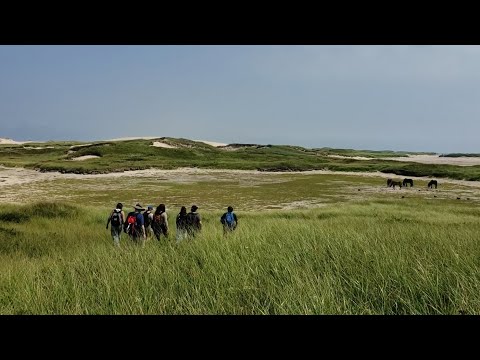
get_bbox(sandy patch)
[327,154,480,166]
[151,142,177,149]
[1,166,480,189]
[0,138,33,145]
[194,140,228,147]
[1,166,480,207]
[71,155,101,161]
[327,155,373,161]
[23,146,55,150]
[381,155,480,167]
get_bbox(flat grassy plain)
[0,167,479,314]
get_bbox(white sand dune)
[327,155,373,161]
[107,137,228,148]
[0,138,32,145]
[151,141,177,149]
[194,140,228,147]
[382,155,480,167]
[327,154,480,167]
[71,155,100,161]
[23,146,55,150]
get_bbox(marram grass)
[0,200,479,314]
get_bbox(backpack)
[125,213,137,235]
[186,212,199,230]
[111,209,122,227]
[176,213,187,228]
[143,211,152,228]
[225,212,235,227]
[153,213,163,225]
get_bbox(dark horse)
[387,179,402,189]
[428,180,438,189]
[403,178,414,187]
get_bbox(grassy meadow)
[0,169,479,314]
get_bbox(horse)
[428,180,438,189]
[387,178,393,187]
[389,180,402,189]
[403,178,414,187]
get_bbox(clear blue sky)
[1,45,479,153]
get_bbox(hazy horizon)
[1,45,479,153]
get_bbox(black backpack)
[176,213,188,228]
[143,211,152,228]
[111,210,122,227]
[186,212,199,230]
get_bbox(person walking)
[186,205,202,238]
[143,205,154,239]
[152,204,169,241]
[125,203,146,245]
[220,206,238,236]
[106,202,125,246]
[175,206,188,243]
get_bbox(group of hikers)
[106,202,238,246]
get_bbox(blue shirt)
[135,212,144,226]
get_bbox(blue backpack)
[225,212,235,227]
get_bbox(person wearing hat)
[124,203,146,244]
[143,205,155,240]
[186,204,202,238]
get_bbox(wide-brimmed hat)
[134,203,145,211]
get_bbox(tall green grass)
[0,200,479,314]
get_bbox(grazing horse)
[390,180,402,189]
[403,178,414,187]
[428,180,438,189]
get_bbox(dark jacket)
[186,212,202,232]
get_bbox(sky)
[0,45,479,153]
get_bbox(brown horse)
[390,180,402,189]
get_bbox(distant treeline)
[440,153,480,158]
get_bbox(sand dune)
[327,155,373,161]
[24,146,55,150]
[327,154,480,167]
[151,142,177,149]
[71,155,101,161]
[382,155,480,167]
[194,140,228,147]
[0,138,31,145]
